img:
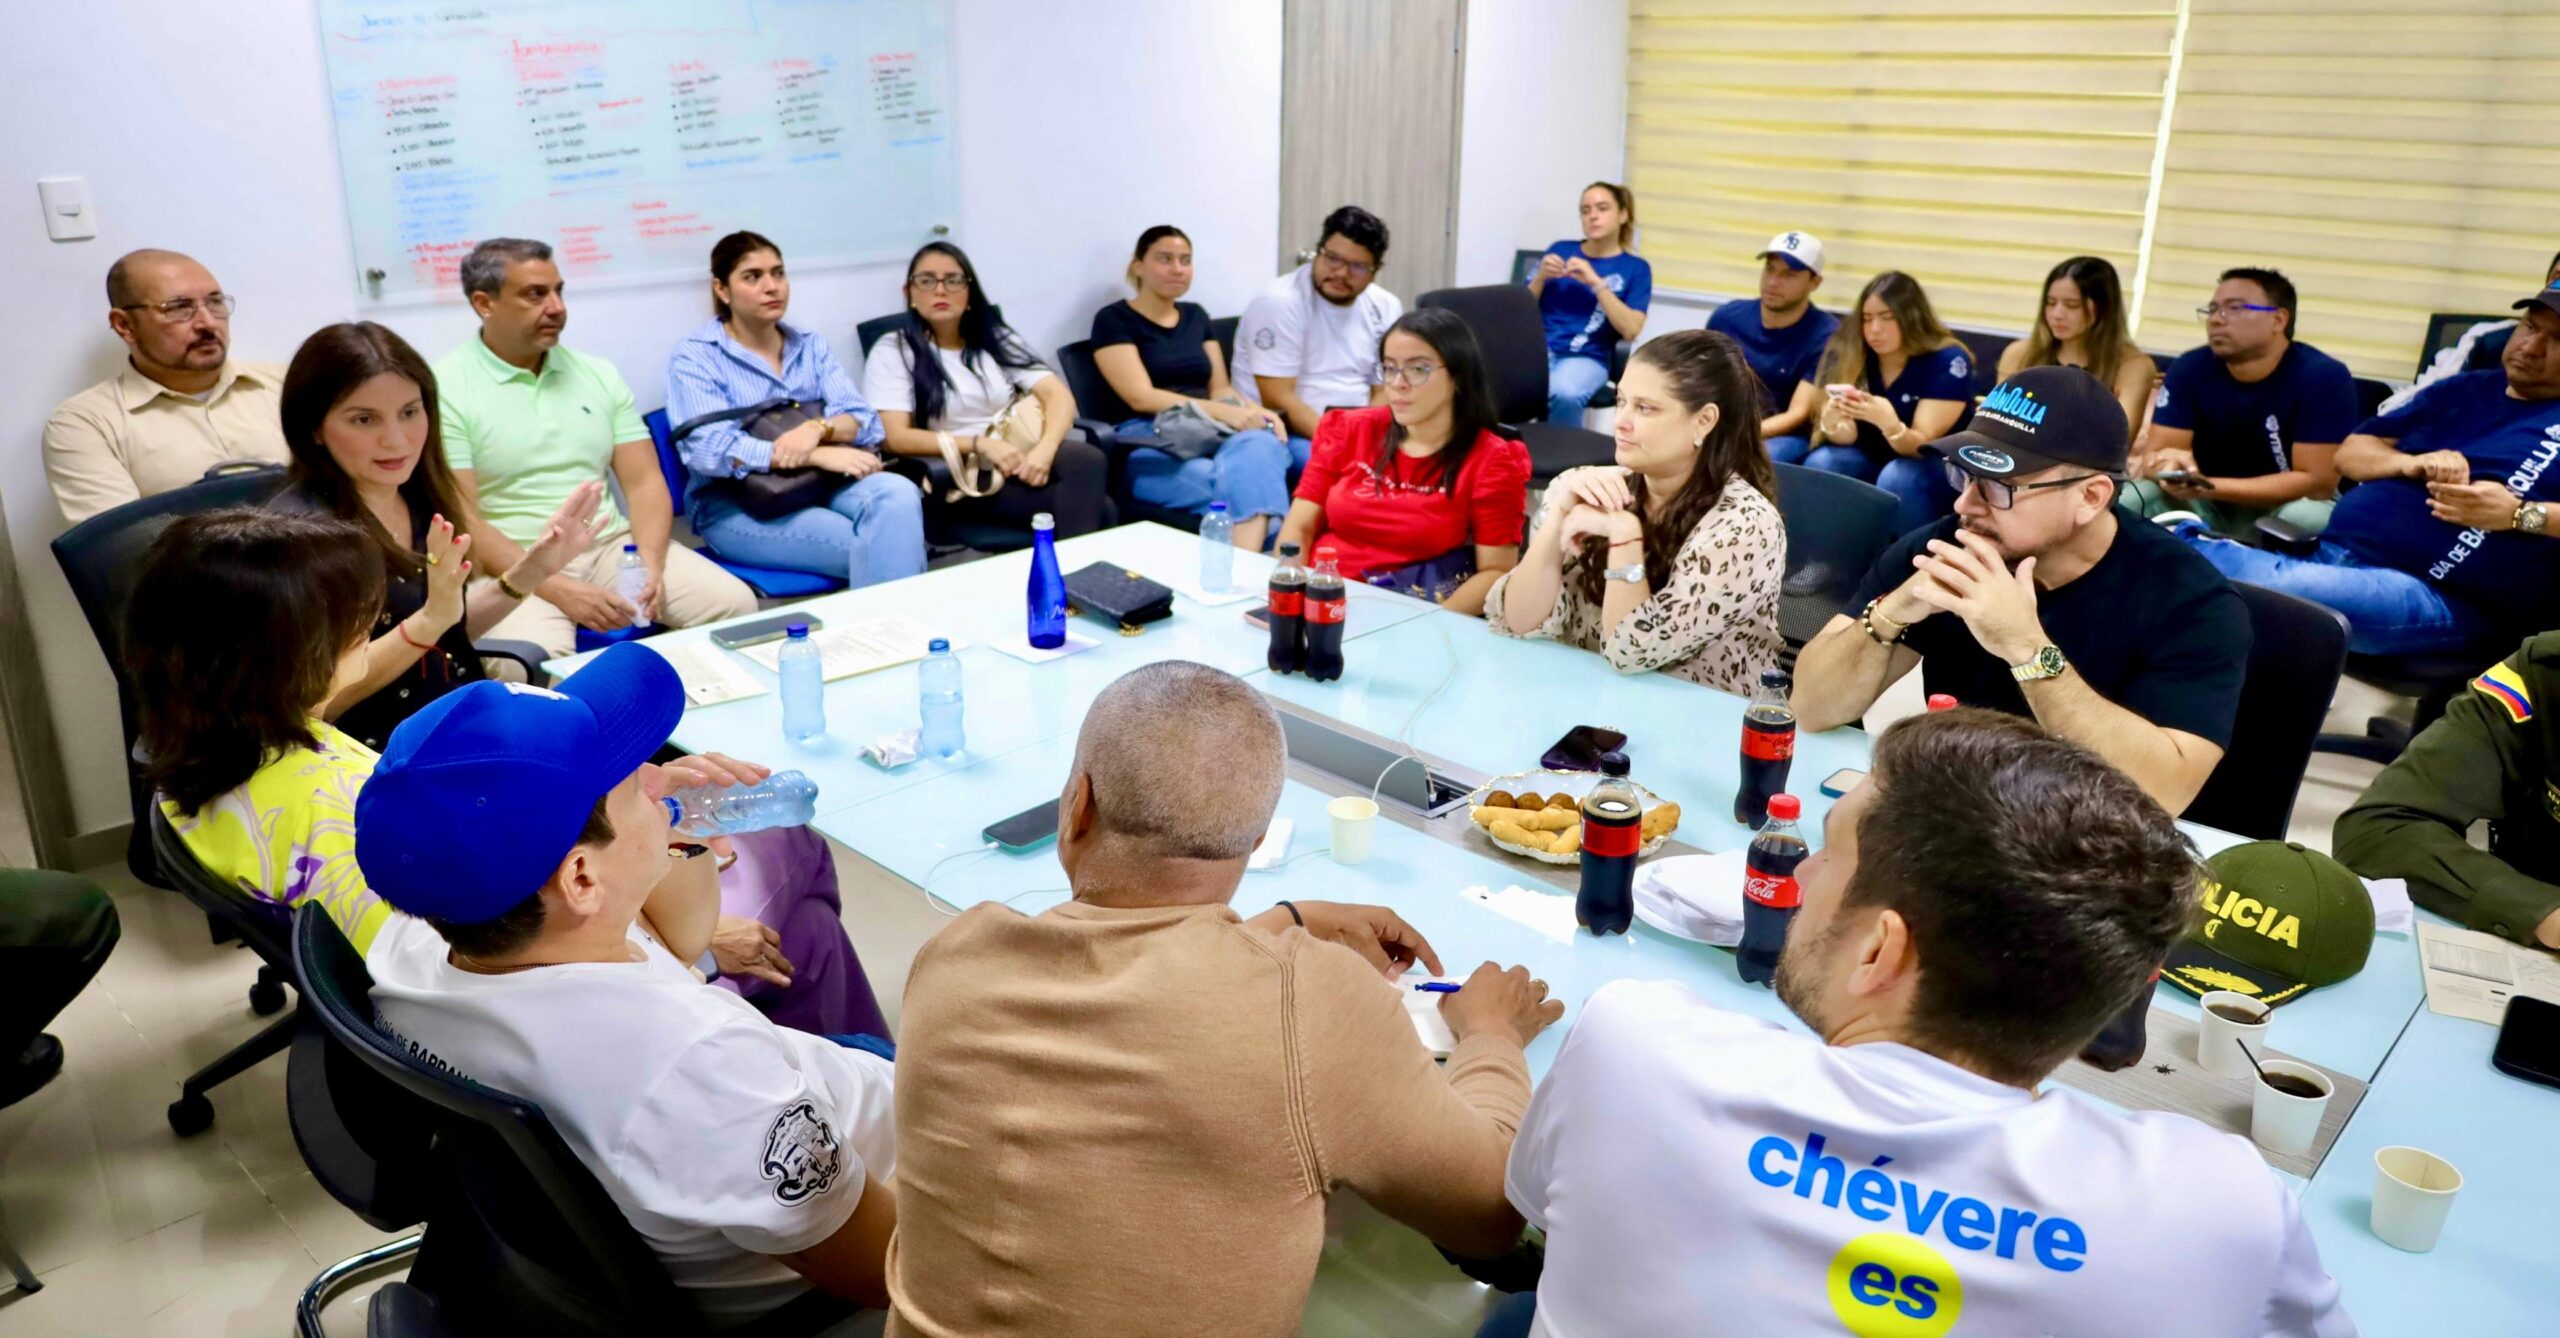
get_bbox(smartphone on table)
[983,798,1062,852]
[1541,725,1628,772]
[711,612,823,650]
[2492,995,2560,1090]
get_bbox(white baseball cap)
[1758,231,1825,275]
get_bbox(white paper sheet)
[987,632,1101,664]
[739,615,951,681]
[549,639,768,708]
[1462,883,1579,946]
[2416,921,2560,1024]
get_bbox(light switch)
[37,177,95,242]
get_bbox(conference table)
[558,522,2552,1337]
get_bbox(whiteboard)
[316,0,956,304]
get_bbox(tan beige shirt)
[886,900,1531,1338]
[42,360,289,523]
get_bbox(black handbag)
[669,399,843,520]
[1064,562,1175,632]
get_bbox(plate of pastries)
[1465,768,1682,865]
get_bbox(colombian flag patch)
[2473,662,2533,723]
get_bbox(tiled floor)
[0,678,2404,1336]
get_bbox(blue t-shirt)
[2151,342,2360,479]
[1706,301,1841,421]
[1535,243,1652,365]
[2322,371,2560,620]
[1846,344,1974,457]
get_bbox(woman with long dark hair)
[1487,329,1785,692]
[1527,181,1652,425]
[1273,309,1529,613]
[1806,270,1977,532]
[1092,225,1295,548]
[1999,255,2153,437]
[861,241,1110,537]
[271,321,604,751]
[665,229,926,583]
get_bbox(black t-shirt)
[1847,508,2250,748]
[1091,300,1216,398]
[270,483,479,753]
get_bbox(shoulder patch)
[760,1099,843,1206]
[2472,661,2533,724]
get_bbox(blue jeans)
[1766,434,1811,466]
[1547,353,1610,425]
[1118,422,1303,524]
[695,471,928,588]
[2171,526,2493,656]
[1877,456,1959,535]
[1783,442,1885,483]
[1475,1291,1537,1338]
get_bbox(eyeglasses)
[1314,248,1375,280]
[2196,301,2279,322]
[909,274,970,293]
[1378,360,1439,387]
[1943,460,2106,510]
[120,294,235,323]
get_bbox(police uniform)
[2334,631,2560,946]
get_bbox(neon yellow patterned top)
[162,721,394,954]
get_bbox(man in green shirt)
[437,238,754,657]
[2335,632,2560,949]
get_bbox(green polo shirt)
[433,335,645,546]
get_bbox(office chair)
[1767,463,1902,673]
[2184,585,2349,840]
[145,808,298,1134]
[1417,284,1616,485]
[1055,337,1206,533]
[2351,376,2395,420]
[641,409,846,600]
[2417,313,2513,377]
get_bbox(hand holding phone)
[1825,383,1863,400]
[2155,469,2217,492]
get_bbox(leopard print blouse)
[1483,476,1785,694]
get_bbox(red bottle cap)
[1927,694,1958,711]
[1766,794,1801,821]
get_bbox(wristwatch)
[2516,501,2548,535]
[2011,645,2068,683]
[1604,562,1647,585]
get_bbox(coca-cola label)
[1268,589,1304,617]
[1741,725,1795,761]
[1581,802,1643,858]
[1305,597,1347,625]
[1743,865,1801,909]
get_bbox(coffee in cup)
[2260,1071,2324,1099]
[2208,1001,2268,1025]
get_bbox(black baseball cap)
[1925,364,2131,480]
[2512,278,2560,317]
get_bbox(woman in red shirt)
[1275,309,1530,613]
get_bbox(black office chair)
[1209,314,1241,359]
[1055,336,1205,533]
[2351,376,2394,420]
[2418,313,2510,376]
[2315,649,2497,765]
[290,906,857,1337]
[146,807,296,1134]
[2184,584,2350,840]
[1418,284,1616,485]
[1768,463,1902,672]
[50,461,288,885]
[853,311,905,358]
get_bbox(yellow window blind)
[1627,0,2180,336]
[2136,0,2560,377]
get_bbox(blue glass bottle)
[1027,512,1067,649]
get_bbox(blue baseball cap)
[355,642,682,924]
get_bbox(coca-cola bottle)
[1735,668,1796,826]
[1576,752,1641,936]
[1266,543,1307,674]
[1304,545,1347,682]
[1738,794,1807,986]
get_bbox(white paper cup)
[2371,1146,2462,1253]
[2195,990,2271,1080]
[1328,795,1379,866]
[2248,1060,2332,1157]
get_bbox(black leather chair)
[2418,313,2509,376]
[290,906,857,1337]
[1055,336,1205,533]
[1768,463,1902,672]
[1418,284,1616,484]
[2185,584,2350,840]
[2315,649,2496,765]
[147,809,297,1134]
[2352,376,2395,420]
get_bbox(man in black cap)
[2165,280,2560,659]
[1795,364,2250,816]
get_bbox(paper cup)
[2195,990,2271,1080]
[2247,1060,2332,1157]
[1328,795,1379,866]
[2371,1146,2462,1253]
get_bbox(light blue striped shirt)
[662,318,884,484]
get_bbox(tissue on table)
[1632,851,1749,946]
[865,728,921,769]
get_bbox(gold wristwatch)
[2011,645,2068,683]
[2516,501,2548,535]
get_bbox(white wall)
[1452,0,1627,289]
[0,0,1282,841]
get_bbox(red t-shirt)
[1292,407,1532,583]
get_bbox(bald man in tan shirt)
[887,662,1562,1337]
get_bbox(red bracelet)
[395,622,435,652]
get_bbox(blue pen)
[1412,981,1461,994]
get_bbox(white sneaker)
[2150,510,2204,530]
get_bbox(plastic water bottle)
[1198,503,1235,593]
[1026,513,1067,649]
[918,637,964,758]
[664,770,819,837]
[778,622,824,744]
[613,543,649,627]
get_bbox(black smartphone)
[2154,470,2217,492]
[1243,603,1271,631]
[982,798,1062,852]
[1541,725,1628,773]
[711,612,823,650]
[2492,994,2560,1090]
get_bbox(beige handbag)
[936,388,1045,501]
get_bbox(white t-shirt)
[860,335,1051,437]
[1507,980,2353,1338]
[366,915,897,1325]
[1229,265,1403,415]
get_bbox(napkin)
[1632,851,1749,946]
[2362,876,2415,937]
